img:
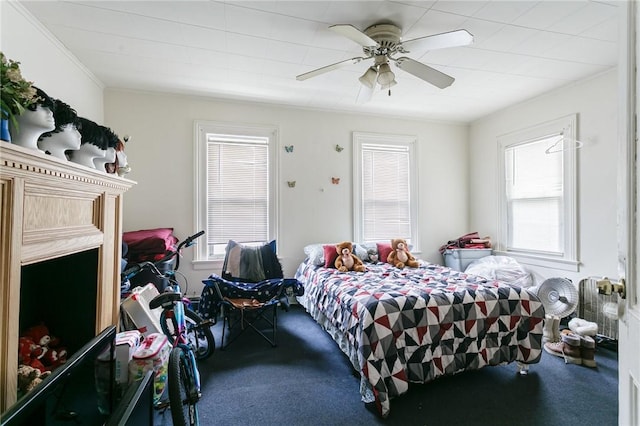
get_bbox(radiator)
[578,277,619,340]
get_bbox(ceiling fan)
[296,23,473,102]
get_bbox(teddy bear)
[387,238,419,269]
[18,335,49,372]
[17,364,51,394]
[367,248,379,263]
[24,323,51,347]
[18,336,37,365]
[42,346,67,371]
[334,241,365,272]
[45,334,68,370]
[20,323,68,372]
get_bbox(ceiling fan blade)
[296,57,365,81]
[400,29,473,52]
[329,24,378,47]
[394,57,455,89]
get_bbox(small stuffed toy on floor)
[334,241,365,272]
[387,238,419,269]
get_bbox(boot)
[542,314,559,343]
[552,315,561,342]
[580,335,597,368]
[544,331,582,365]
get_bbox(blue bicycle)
[122,231,210,426]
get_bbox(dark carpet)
[155,305,618,426]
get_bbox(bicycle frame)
[161,284,202,399]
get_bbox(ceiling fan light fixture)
[377,62,395,85]
[380,79,397,90]
[359,66,378,88]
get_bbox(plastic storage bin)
[443,248,492,272]
[121,283,163,336]
[128,332,170,404]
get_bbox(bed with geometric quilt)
[294,258,545,418]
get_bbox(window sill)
[493,250,580,272]
[192,259,224,271]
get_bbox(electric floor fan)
[533,277,579,319]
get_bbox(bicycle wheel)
[161,308,215,360]
[168,347,199,426]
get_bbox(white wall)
[0,2,103,122]
[6,0,619,296]
[104,89,469,295]
[469,70,618,284]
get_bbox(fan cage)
[534,278,578,319]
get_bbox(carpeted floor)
[154,304,618,426]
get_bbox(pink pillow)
[323,244,339,268]
[123,228,177,261]
[377,242,393,264]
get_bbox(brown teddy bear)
[334,241,365,272]
[17,364,51,394]
[387,238,419,269]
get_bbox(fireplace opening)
[20,248,99,354]
[3,248,122,425]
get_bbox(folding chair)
[198,240,303,349]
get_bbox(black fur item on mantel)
[154,305,618,426]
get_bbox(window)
[353,132,418,248]
[497,114,578,271]
[194,121,278,262]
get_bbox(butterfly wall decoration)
[284,145,294,153]
[287,181,296,188]
[331,177,340,185]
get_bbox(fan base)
[364,24,402,50]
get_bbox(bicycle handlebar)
[121,231,205,281]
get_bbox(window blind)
[361,144,411,242]
[505,136,563,253]
[206,137,269,250]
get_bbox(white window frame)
[353,131,419,250]
[497,114,579,271]
[193,120,279,265]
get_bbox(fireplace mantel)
[0,141,135,412]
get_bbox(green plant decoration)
[1,52,41,130]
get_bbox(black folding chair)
[198,240,303,349]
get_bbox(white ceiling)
[21,0,619,123]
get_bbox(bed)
[294,253,544,418]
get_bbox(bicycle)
[121,231,215,360]
[121,231,212,426]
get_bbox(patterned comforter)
[294,260,544,418]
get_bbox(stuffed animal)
[18,336,36,365]
[47,335,68,368]
[334,241,365,272]
[17,364,51,394]
[24,324,51,347]
[367,248,379,263]
[21,323,68,372]
[42,347,67,370]
[387,238,419,269]
[18,335,50,372]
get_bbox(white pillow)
[353,243,369,261]
[303,244,325,266]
